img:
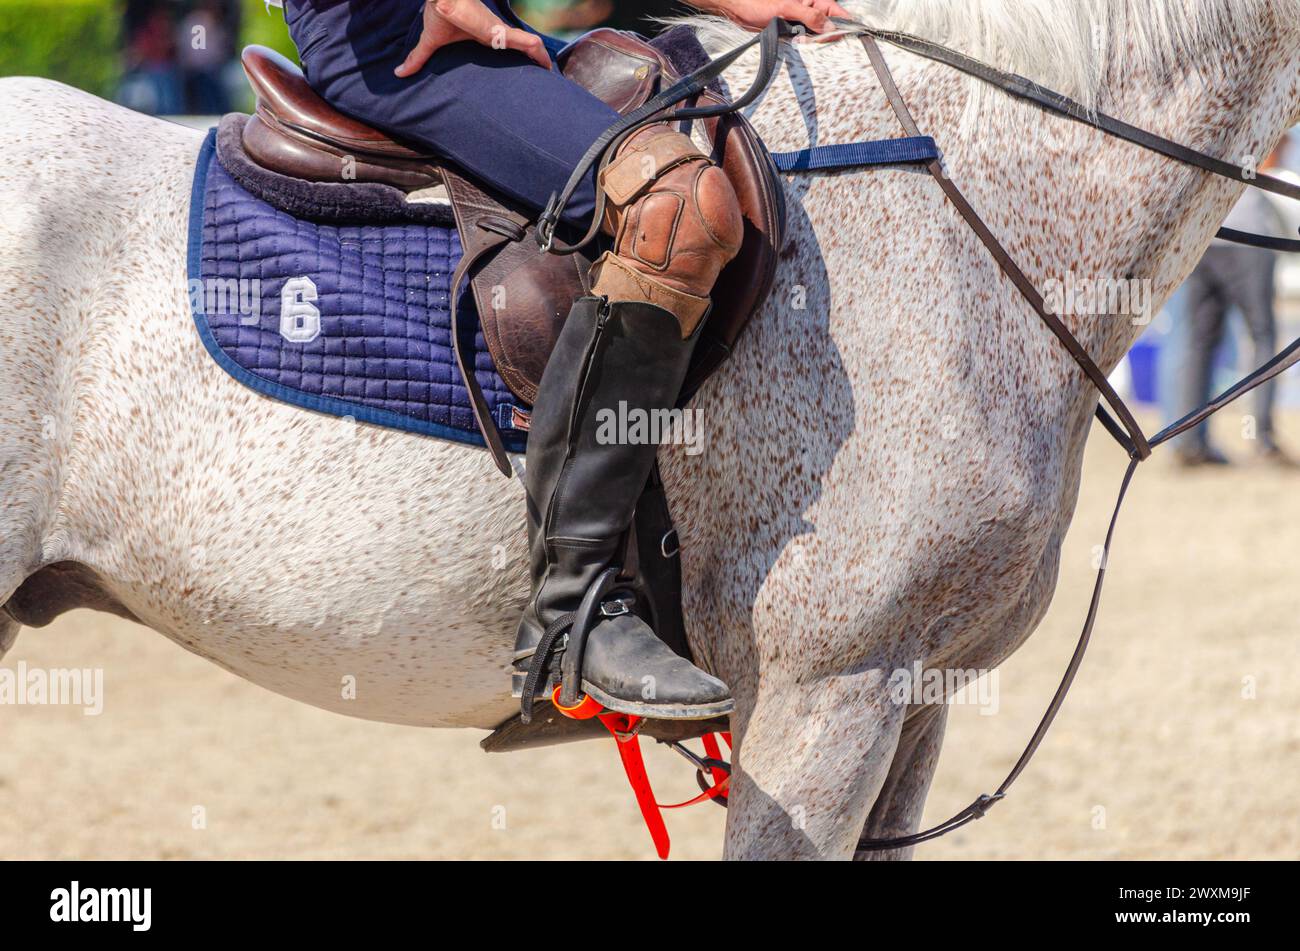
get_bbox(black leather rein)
[849,24,1300,854]
[862,26,1300,252]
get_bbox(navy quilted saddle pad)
[187,125,526,453]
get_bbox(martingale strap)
[860,35,1151,460]
[1152,330,1300,448]
[543,18,1300,857]
[844,30,1300,855]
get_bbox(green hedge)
[240,0,297,62]
[0,0,121,98]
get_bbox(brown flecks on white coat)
[1,0,1298,859]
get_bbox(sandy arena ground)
[2,413,1298,860]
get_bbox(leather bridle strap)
[853,32,1152,855]
[1152,328,1300,448]
[1217,227,1300,253]
[850,23,1300,253]
[843,23,1300,856]
[856,457,1140,853]
[860,36,1151,461]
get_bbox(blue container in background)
[1128,339,1159,404]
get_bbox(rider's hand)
[693,0,852,35]
[394,0,551,78]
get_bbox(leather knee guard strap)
[592,125,744,337]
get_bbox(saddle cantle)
[242,45,441,192]
[237,29,784,450]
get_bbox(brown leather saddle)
[239,31,784,472]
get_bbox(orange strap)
[598,713,671,859]
[595,713,731,859]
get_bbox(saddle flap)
[557,29,663,112]
[442,168,589,405]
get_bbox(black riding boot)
[512,296,733,720]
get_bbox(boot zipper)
[563,298,612,455]
[543,298,612,553]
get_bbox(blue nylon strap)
[770,136,939,172]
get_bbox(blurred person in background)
[120,5,183,115]
[1172,137,1298,469]
[178,0,235,114]
[515,0,613,34]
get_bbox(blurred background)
[0,0,681,116]
[1,1,1298,860]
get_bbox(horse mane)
[668,0,1300,112]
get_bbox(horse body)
[2,0,1298,858]
[0,81,527,729]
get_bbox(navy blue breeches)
[282,0,618,227]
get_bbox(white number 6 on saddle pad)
[280,276,321,343]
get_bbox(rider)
[274,0,845,719]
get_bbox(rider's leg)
[283,0,616,226]
[281,1,742,717]
[512,125,744,719]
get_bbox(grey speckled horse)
[2,0,1298,858]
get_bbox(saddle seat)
[237,30,784,413]
[241,45,443,193]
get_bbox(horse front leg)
[854,702,948,861]
[722,669,906,860]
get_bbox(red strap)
[658,781,728,809]
[598,713,671,859]
[702,733,729,793]
[597,716,733,858]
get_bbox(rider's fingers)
[503,28,553,69]
[801,0,854,41]
[780,0,831,35]
[394,33,440,77]
[452,5,551,69]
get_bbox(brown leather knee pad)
[592,124,744,337]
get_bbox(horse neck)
[736,23,1300,396]
[1033,28,1300,372]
